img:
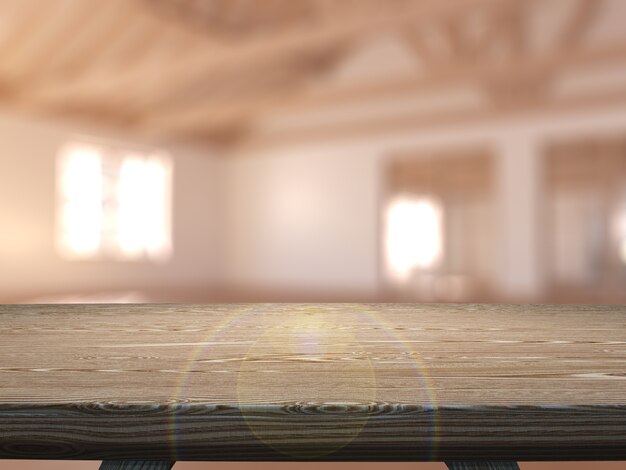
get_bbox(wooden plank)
[446,463,520,470]
[99,461,174,470]
[0,303,625,461]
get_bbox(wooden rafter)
[0,0,623,147]
[555,0,603,50]
[138,26,626,143]
[9,0,500,103]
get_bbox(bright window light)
[117,153,173,262]
[385,197,443,279]
[57,145,103,259]
[56,143,172,262]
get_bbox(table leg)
[445,462,520,470]
[99,461,175,470]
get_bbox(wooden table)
[1,304,625,470]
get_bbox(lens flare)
[172,304,438,460]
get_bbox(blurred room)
[1,0,626,467]
[2,0,626,306]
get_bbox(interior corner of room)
[2,0,626,306]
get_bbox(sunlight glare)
[57,145,103,258]
[386,197,443,279]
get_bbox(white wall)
[4,104,626,302]
[0,111,222,301]
[224,106,626,301]
[224,146,382,296]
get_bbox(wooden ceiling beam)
[139,0,508,109]
[13,5,201,110]
[239,83,626,151]
[133,35,626,143]
[13,0,504,110]
[555,0,603,51]
[29,1,154,83]
[403,0,535,68]
[0,1,36,51]
[0,0,97,83]
[112,0,524,123]
[0,0,616,148]
[139,36,356,116]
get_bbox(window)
[385,197,443,279]
[56,142,173,262]
[544,138,626,301]
[383,151,495,301]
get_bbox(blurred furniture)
[0,304,625,468]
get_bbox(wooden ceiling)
[0,0,625,148]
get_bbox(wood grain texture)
[98,461,174,470]
[0,303,625,461]
[445,463,520,470]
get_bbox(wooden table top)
[1,303,625,461]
